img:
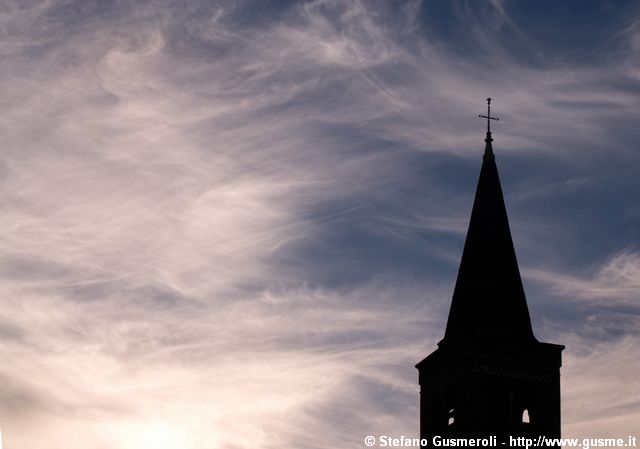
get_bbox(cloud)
[562,334,640,438]
[525,251,640,304]
[0,276,447,448]
[0,0,639,447]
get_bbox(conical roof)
[442,132,537,343]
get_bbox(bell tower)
[416,100,564,443]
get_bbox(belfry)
[416,99,564,443]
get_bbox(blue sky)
[0,1,639,448]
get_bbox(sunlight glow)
[113,422,190,449]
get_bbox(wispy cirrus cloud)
[526,251,640,304]
[0,0,639,447]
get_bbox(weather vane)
[478,97,499,133]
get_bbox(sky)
[0,0,639,448]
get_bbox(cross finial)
[478,97,499,134]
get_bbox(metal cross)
[478,97,499,133]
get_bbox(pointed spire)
[442,108,536,344]
[484,132,494,159]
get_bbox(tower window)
[522,409,530,423]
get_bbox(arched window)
[522,409,530,423]
[448,409,455,426]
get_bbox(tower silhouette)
[416,101,564,443]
